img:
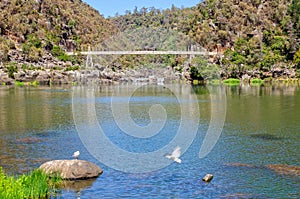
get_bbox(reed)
[0,167,61,199]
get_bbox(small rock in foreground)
[202,174,214,182]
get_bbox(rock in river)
[267,164,300,176]
[39,160,103,180]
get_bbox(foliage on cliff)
[189,0,300,78]
[111,0,300,79]
[0,0,299,80]
[0,0,114,63]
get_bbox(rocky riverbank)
[0,65,187,85]
[0,48,193,85]
[0,53,298,86]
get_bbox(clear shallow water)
[0,84,299,198]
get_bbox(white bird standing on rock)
[165,146,182,163]
[73,151,80,160]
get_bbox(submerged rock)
[267,164,300,176]
[224,163,300,177]
[250,133,282,140]
[39,160,103,180]
[224,162,255,168]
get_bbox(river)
[0,83,299,198]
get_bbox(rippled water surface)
[0,84,299,198]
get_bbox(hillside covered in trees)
[0,0,114,63]
[0,0,299,84]
[111,0,300,80]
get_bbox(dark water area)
[0,84,299,198]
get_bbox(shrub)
[65,65,80,71]
[294,48,300,69]
[251,78,264,85]
[23,34,42,55]
[28,46,43,62]
[27,34,42,48]
[15,81,25,87]
[51,45,73,62]
[28,81,39,86]
[58,54,72,62]
[7,63,18,79]
[223,78,240,85]
[0,41,9,62]
[191,56,221,80]
[21,64,28,70]
[190,66,202,80]
[51,45,65,57]
[296,69,300,78]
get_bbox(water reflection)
[0,86,73,133]
[227,83,299,96]
[62,178,97,192]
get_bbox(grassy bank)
[0,167,61,199]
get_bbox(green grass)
[222,78,240,85]
[0,167,61,199]
[14,81,40,87]
[250,78,264,85]
[14,81,25,87]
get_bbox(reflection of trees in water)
[0,87,72,133]
[227,84,298,96]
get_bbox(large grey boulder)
[39,160,103,180]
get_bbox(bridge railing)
[66,50,218,56]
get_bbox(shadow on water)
[249,133,283,140]
[62,178,97,192]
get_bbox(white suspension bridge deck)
[66,51,218,56]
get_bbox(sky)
[82,0,201,18]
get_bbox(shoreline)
[0,63,299,86]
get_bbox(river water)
[0,84,299,198]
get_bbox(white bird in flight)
[73,151,80,160]
[165,146,182,163]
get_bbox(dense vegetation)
[0,0,299,82]
[0,167,61,198]
[111,0,300,80]
[0,0,114,63]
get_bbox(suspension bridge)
[66,50,218,56]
